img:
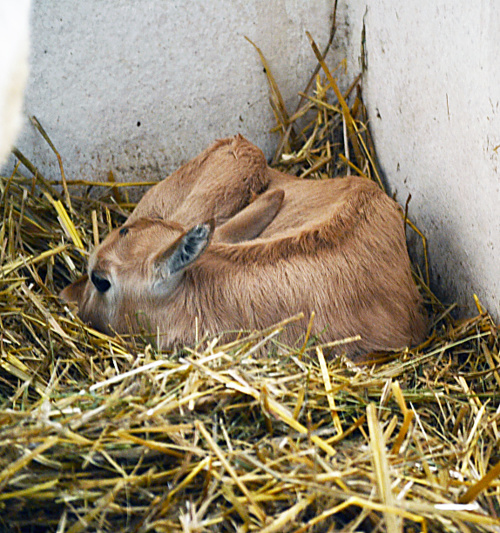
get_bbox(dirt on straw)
[0,32,499,533]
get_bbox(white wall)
[0,0,30,165]
[6,0,333,183]
[4,0,499,320]
[338,1,500,319]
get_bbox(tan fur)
[61,136,427,357]
[128,134,270,227]
[212,189,284,244]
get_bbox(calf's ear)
[158,221,214,278]
[60,274,89,305]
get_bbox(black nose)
[91,271,111,293]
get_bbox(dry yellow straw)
[317,347,343,435]
[44,191,84,250]
[195,420,267,524]
[367,403,402,533]
[459,459,500,504]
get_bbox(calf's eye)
[91,271,111,293]
[119,227,129,236]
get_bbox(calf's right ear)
[60,274,89,305]
[157,220,214,278]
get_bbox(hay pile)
[0,37,499,533]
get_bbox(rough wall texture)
[5,0,333,183]
[338,0,500,320]
[0,0,30,165]
[4,0,498,321]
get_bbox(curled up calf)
[61,135,427,358]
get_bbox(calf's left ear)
[160,220,214,277]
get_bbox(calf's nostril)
[91,271,111,293]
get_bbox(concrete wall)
[0,0,30,165]
[4,0,499,320]
[338,1,500,319]
[6,0,333,183]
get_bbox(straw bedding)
[0,35,499,533]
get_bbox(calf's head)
[60,217,214,333]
